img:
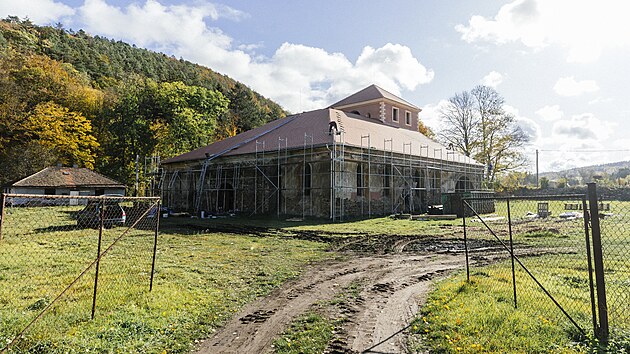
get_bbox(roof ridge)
[11,166,51,186]
[84,167,124,185]
[330,84,419,110]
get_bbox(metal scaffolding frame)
[158,133,485,220]
[303,133,314,219]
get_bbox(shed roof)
[11,167,125,188]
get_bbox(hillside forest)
[0,17,285,190]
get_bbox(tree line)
[0,18,285,188]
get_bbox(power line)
[538,149,630,153]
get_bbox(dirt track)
[195,242,466,354]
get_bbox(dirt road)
[195,246,466,354]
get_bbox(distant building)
[160,85,483,220]
[5,166,125,197]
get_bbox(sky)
[2,0,630,173]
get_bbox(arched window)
[456,176,473,191]
[303,163,312,196]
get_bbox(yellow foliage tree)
[23,102,99,168]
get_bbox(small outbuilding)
[5,166,125,197]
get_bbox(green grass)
[409,198,630,353]
[273,281,363,354]
[410,271,589,353]
[410,265,630,353]
[0,206,329,353]
[2,201,629,353]
[273,313,337,354]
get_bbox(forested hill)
[0,17,285,189]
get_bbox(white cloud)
[77,0,237,51]
[69,1,433,113]
[504,104,541,145]
[3,0,434,113]
[456,0,630,63]
[0,0,75,23]
[535,105,563,121]
[588,96,614,105]
[419,99,450,132]
[535,112,621,172]
[552,113,613,141]
[480,71,504,88]
[553,77,599,97]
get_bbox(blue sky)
[2,0,630,173]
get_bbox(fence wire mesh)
[0,194,160,353]
[463,196,595,336]
[463,191,630,344]
[599,199,630,336]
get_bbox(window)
[392,107,399,122]
[44,188,55,195]
[303,163,312,196]
[405,111,412,125]
[357,164,364,196]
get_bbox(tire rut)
[195,253,464,354]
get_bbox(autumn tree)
[0,18,285,188]
[24,102,99,166]
[439,85,528,184]
[418,119,435,138]
[498,171,528,192]
[0,51,100,184]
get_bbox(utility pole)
[536,149,539,188]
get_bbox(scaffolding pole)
[303,133,314,219]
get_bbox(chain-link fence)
[463,195,594,335]
[598,198,630,339]
[462,183,629,345]
[0,194,160,352]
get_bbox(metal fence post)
[582,196,598,338]
[91,198,105,320]
[150,200,161,292]
[0,193,5,241]
[462,199,470,282]
[587,182,609,344]
[507,199,517,309]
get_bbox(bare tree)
[437,91,478,157]
[439,85,529,184]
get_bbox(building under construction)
[159,85,485,220]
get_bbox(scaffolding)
[158,133,485,220]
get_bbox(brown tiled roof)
[11,167,125,188]
[330,84,420,110]
[163,108,481,166]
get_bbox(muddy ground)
[186,223,507,354]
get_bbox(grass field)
[409,198,630,353]
[0,205,330,353]
[0,198,628,353]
